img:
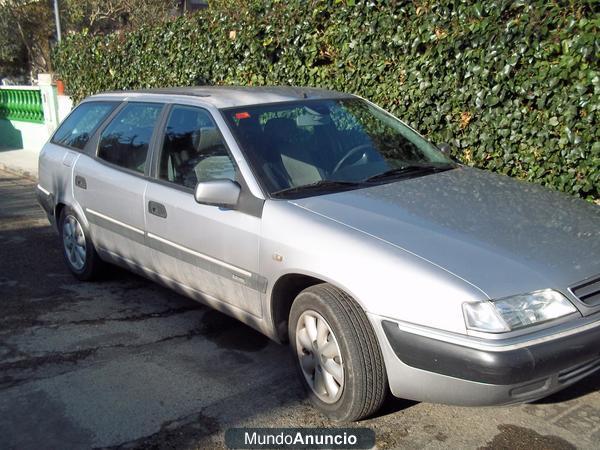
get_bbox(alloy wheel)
[62,215,87,271]
[295,310,345,404]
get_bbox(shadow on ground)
[0,120,23,149]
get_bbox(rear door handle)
[75,175,87,189]
[148,201,167,218]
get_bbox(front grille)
[558,357,600,384]
[571,276,600,307]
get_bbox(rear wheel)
[289,283,387,421]
[59,206,104,280]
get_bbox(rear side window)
[97,103,163,174]
[52,101,118,150]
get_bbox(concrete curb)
[0,160,38,182]
[0,147,40,181]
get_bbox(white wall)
[57,95,74,123]
[0,75,74,152]
[5,121,50,151]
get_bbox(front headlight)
[463,289,578,333]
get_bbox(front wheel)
[289,284,387,421]
[59,206,105,281]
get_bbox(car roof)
[88,85,354,109]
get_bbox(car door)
[74,101,164,267]
[144,104,264,317]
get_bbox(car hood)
[291,166,600,299]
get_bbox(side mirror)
[437,143,452,155]
[194,179,241,208]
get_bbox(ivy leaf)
[53,0,599,203]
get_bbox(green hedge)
[53,0,599,201]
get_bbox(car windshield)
[221,98,455,198]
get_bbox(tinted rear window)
[52,101,118,150]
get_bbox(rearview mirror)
[194,179,241,208]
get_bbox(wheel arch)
[54,202,66,223]
[55,201,90,230]
[269,271,365,343]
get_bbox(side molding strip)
[86,208,144,235]
[85,208,267,293]
[85,208,146,244]
[37,184,51,196]
[147,232,251,277]
[146,233,268,293]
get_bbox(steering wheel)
[333,144,375,173]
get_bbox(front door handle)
[148,201,167,218]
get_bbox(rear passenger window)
[52,101,117,150]
[158,106,235,189]
[97,103,162,174]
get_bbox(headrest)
[196,127,221,151]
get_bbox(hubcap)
[295,310,344,403]
[62,215,87,271]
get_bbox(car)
[37,86,600,421]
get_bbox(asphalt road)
[0,168,599,450]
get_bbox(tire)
[59,206,105,281]
[289,283,387,421]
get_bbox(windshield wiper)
[271,180,363,198]
[363,164,453,183]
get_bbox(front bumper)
[369,313,600,406]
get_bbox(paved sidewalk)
[0,147,40,180]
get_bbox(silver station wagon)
[38,86,600,421]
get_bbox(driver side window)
[159,106,236,189]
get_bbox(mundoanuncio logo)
[225,427,375,449]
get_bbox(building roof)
[91,85,352,108]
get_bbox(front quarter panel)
[261,200,487,334]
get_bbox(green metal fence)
[0,88,45,123]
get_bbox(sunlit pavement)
[0,169,598,450]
